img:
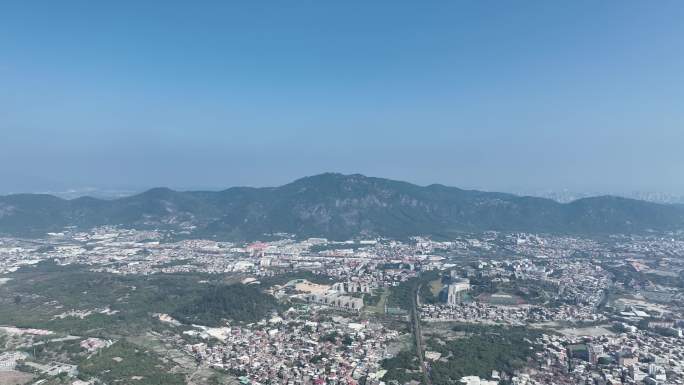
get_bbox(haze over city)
[2,1,684,196]
[3,3,684,385]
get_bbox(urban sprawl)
[1,227,683,385]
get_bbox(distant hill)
[1,173,683,239]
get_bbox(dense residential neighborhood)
[1,227,683,384]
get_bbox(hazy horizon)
[2,1,683,195]
[2,172,684,207]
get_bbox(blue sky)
[1,1,683,194]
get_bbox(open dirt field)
[0,371,34,385]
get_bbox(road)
[412,283,432,385]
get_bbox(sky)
[1,1,683,195]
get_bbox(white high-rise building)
[447,278,470,305]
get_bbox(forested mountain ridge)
[1,173,683,239]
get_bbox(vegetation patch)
[0,261,281,335]
[381,349,423,384]
[171,284,280,326]
[428,324,543,383]
[78,340,185,385]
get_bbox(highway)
[412,283,432,385]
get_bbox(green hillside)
[1,173,683,239]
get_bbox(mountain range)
[1,173,683,240]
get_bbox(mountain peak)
[138,187,176,197]
[290,173,367,184]
[1,174,683,239]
